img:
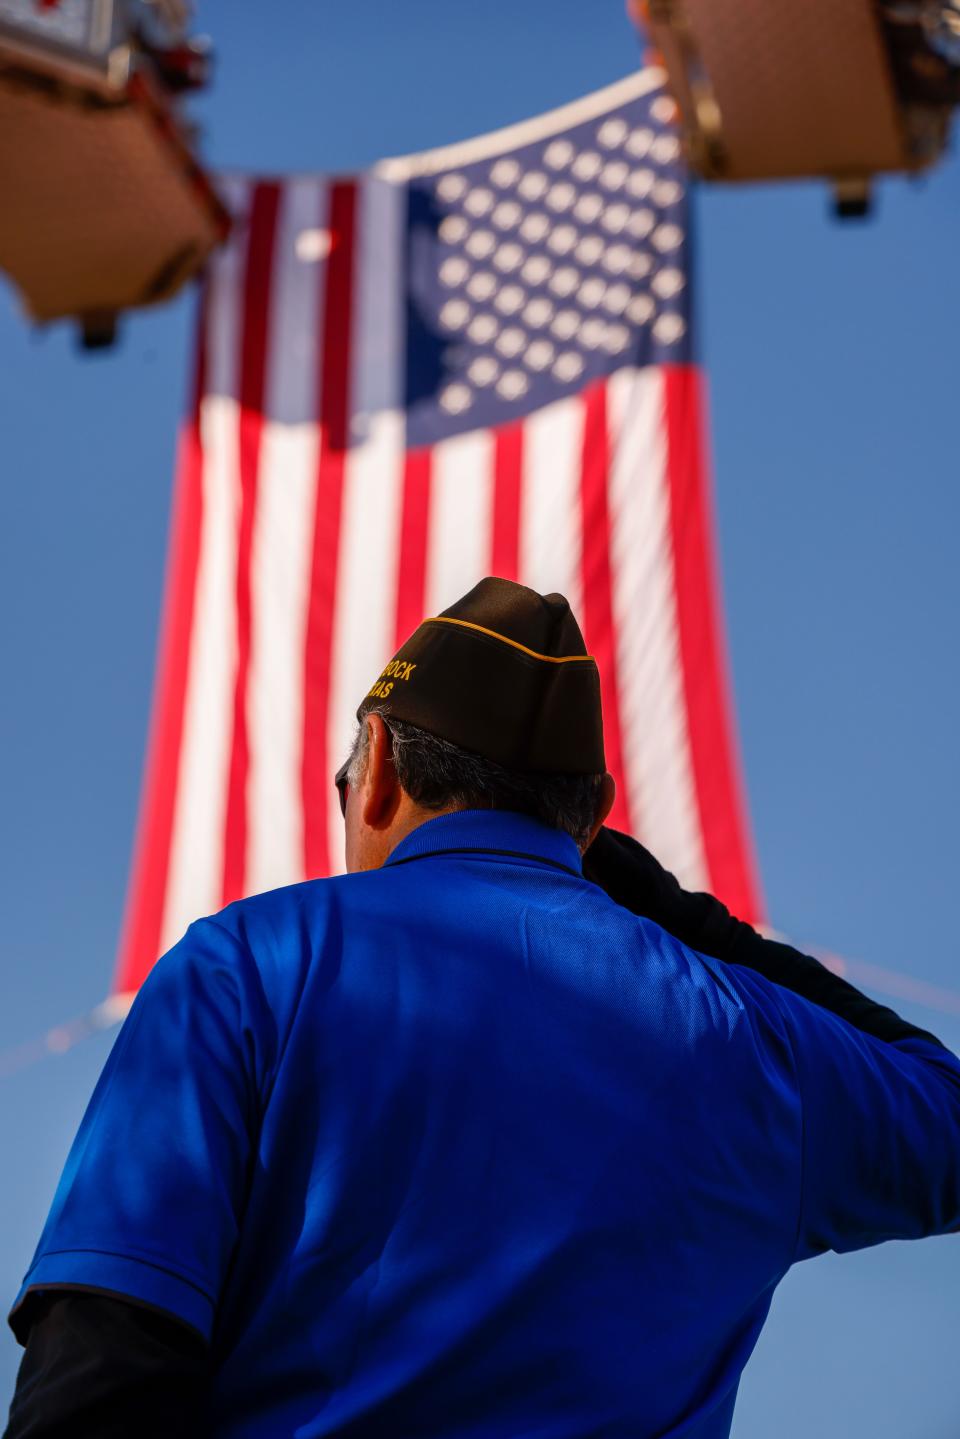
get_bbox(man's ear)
[360,713,403,830]
[583,772,616,851]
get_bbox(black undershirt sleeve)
[4,1290,208,1439]
[583,825,946,1050]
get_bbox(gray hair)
[347,707,605,849]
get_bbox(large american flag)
[115,67,762,996]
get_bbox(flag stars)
[601,203,631,234]
[652,267,686,299]
[650,95,677,124]
[493,243,524,273]
[497,369,529,400]
[439,214,468,244]
[494,284,526,314]
[467,270,497,301]
[468,355,500,386]
[525,338,555,370]
[468,313,498,343]
[440,299,471,330]
[575,235,604,266]
[548,266,579,297]
[490,157,521,187]
[544,139,575,168]
[518,171,548,200]
[551,309,580,340]
[492,201,522,230]
[519,212,550,243]
[627,169,654,199]
[603,323,630,353]
[578,277,606,309]
[627,208,655,240]
[496,328,526,358]
[600,160,629,191]
[553,351,584,382]
[627,294,655,325]
[602,244,632,275]
[652,179,684,207]
[651,135,681,164]
[440,382,473,413]
[437,173,467,202]
[546,182,576,212]
[440,257,470,287]
[602,282,631,314]
[626,127,653,158]
[465,230,496,259]
[653,312,686,345]
[581,317,607,349]
[547,225,577,255]
[574,193,603,224]
[423,89,691,429]
[464,188,494,217]
[523,297,554,327]
[598,117,629,147]
[572,151,602,181]
[521,255,552,285]
[652,223,683,253]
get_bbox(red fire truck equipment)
[0,0,228,345]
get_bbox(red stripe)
[490,422,523,581]
[663,365,764,924]
[302,182,358,878]
[579,380,632,831]
[393,447,433,648]
[221,182,281,906]
[114,285,208,993]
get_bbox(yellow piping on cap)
[425,615,596,665]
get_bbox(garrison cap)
[357,576,605,773]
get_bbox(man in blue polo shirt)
[7,577,960,1439]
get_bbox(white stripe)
[519,392,585,620]
[606,366,709,888]
[375,67,666,179]
[161,178,249,947]
[326,176,406,875]
[245,179,329,896]
[425,428,495,616]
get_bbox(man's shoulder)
[206,870,380,949]
[195,867,412,978]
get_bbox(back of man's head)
[338,577,615,870]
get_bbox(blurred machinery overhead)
[639,0,960,215]
[0,0,228,345]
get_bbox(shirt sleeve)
[584,826,945,1049]
[4,1292,207,1439]
[9,918,272,1343]
[759,975,960,1261]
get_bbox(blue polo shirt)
[14,811,960,1438]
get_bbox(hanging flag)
[115,66,762,997]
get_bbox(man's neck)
[382,800,469,865]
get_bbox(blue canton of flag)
[403,84,690,447]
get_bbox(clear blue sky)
[2,2,959,1431]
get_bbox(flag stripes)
[223,180,281,907]
[116,85,762,996]
[246,178,323,900]
[579,380,632,838]
[663,367,762,918]
[115,289,206,980]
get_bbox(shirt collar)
[385,809,583,876]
